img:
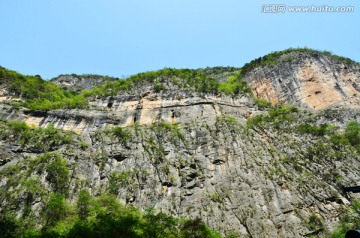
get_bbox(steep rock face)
[1,52,360,237]
[242,52,360,109]
[0,93,252,136]
[0,86,8,102]
[1,106,360,237]
[74,112,360,237]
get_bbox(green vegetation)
[209,192,222,203]
[0,192,222,238]
[240,48,359,77]
[0,67,88,110]
[0,120,73,152]
[254,98,272,109]
[0,66,253,111]
[25,153,71,197]
[297,123,330,136]
[54,73,119,82]
[153,80,166,93]
[81,68,251,98]
[81,80,132,97]
[0,143,220,237]
[246,104,299,129]
[344,121,360,149]
[197,66,240,76]
[0,152,71,235]
[297,121,360,152]
[245,105,360,202]
[216,115,241,132]
[306,214,324,231]
[322,51,359,66]
[218,74,252,96]
[45,154,70,194]
[330,200,360,238]
[79,140,89,150]
[150,122,185,142]
[216,115,238,125]
[108,170,137,195]
[145,136,166,163]
[112,126,131,144]
[76,190,91,220]
[81,68,217,97]
[43,193,69,227]
[129,68,219,94]
[1,48,358,111]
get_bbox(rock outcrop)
[1,50,360,237]
[242,51,360,110]
[51,74,119,92]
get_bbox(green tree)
[77,190,92,220]
[180,218,222,238]
[0,215,18,238]
[45,155,70,194]
[43,193,68,227]
[143,210,178,238]
[345,121,360,148]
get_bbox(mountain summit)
[241,49,360,109]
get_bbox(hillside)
[1,49,360,237]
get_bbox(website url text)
[261,4,355,13]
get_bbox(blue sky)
[0,0,359,79]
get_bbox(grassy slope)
[0,67,88,110]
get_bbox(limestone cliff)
[242,50,360,110]
[1,50,360,237]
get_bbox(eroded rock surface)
[51,74,118,92]
[1,52,360,237]
[242,52,360,109]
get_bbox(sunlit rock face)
[243,52,360,110]
[0,94,252,135]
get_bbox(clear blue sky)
[0,0,359,79]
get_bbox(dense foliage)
[81,79,132,97]
[0,192,222,238]
[253,98,272,109]
[246,104,299,129]
[218,74,252,96]
[0,151,220,238]
[82,68,252,98]
[0,66,252,110]
[0,67,87,110]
